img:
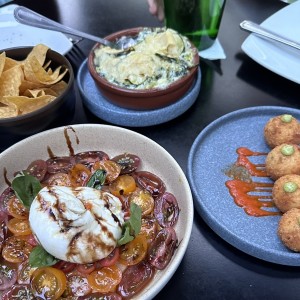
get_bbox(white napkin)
[198,39,226,60]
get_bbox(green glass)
[164,0,226,50]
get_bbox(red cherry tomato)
[133,171,166,198]
[74,151,109,168]
[0,211,8,251]
[2,284,35,299]
[0,262,17,291]
[97,247,119,268]
[26,159,48,181]
[112,153,140,174]
[76,262,96,275]
[117,260,155,298]
[148,227,178,270]
[78,292,122,300]
[54,260,77,274]
[67,274,91,297]
[44,172,72,186]
[17,260,37,284]
[154,192,179,227]
[0,187,15,214]
[46,156,76,173]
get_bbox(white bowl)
[0,124,194,299]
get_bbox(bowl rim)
[0,123,194,299]
[0,46,74,124]
[87,27,199,96]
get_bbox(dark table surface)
[4,0,300,299]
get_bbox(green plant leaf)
[29,245,59,267]
[86,169,106,190]
[117,203,142,246]
[11,171,42,209]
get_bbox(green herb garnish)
[11,171,42,209]
[117,203,142,246]
[29,245,59,267]
[87,169,106,190]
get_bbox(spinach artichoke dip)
[93,28,197,90]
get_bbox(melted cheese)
[29,186,124,264]
[93,28,197,90]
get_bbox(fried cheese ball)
[278,208,300,252]
[273,174,300,213]
[265,144,300,180]
[264,114,300,149]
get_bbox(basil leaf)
[11,171,42,209]
[29,245,59,267]
[117,203,142,246]
[87,169,106,190]
[129,202,142,235]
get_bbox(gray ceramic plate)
[0,124,194,299]
[187,106,300,266]
[77,59,201,127]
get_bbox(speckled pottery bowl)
[87,27,199,110]
[0,124,194,299]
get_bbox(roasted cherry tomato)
[27,159,48,181]
[140,216,159,245]
[24,234,39,247]
[7,218,32,236]
[119,234,147,266]
[46,156,76,174]
[109,175,136,196]
[87,265,122,293]
[154,192,179,227]
[148,227,177,270]
[97,247,119,268]
[0,262,17,291]
[2,284,35,299]
[17,260,37,284]
[78,292,122,300]
[117,260,155,298]
[69,163,91,187]
[67,274,91,297]
[7,196,28,220]
[44,172,72,186]
[31,267,67,300]
[0,187,15,214]
[112,153,140,174]
[92,160,121,183]
[0,212,8,251]
[133,171,166,198]
[2,236,33,263]
[74,151,109,168]
[128,188,154,216]
[53,260,76,274]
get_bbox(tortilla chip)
[0,65,23,97]
[1,95,56,115]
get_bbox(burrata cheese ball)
[264,114,300,149]
[265,144,300,180]
[272,174,300,213]
[278,208,300,252]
